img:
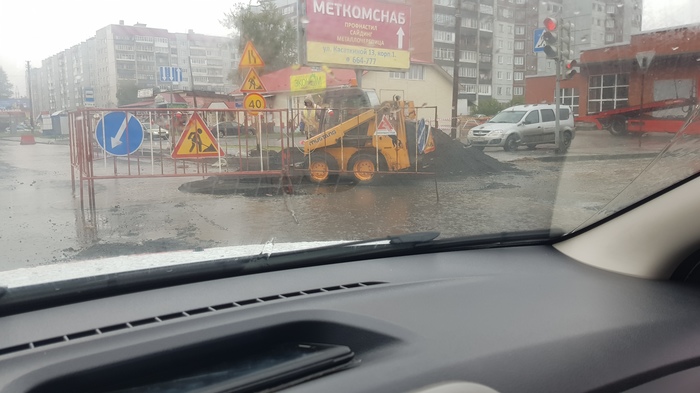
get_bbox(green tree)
[0,67,13,99]
[116,81,140,107]
[508,96,525,107]
[472,98,506,116]
[221,0,297,76]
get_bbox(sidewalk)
[0,133,70,145]
[468,129,675,162]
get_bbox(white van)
[467,104,575,152]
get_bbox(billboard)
[304,0,411,71]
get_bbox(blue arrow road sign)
[95,112,144,156]
[159,66,183,82]
[534,28,546,53]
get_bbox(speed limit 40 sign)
[244,93,266,115]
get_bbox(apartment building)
[275,0,641,110]
[33,21,238,112]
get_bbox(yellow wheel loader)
[301,97,435,184]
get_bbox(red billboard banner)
[305,0,411,71]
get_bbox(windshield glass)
[488,111,527,123]
[1,0,699,292]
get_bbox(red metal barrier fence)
[69,107,296,219]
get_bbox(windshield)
[1,0,699,294]
[488,111,527,123]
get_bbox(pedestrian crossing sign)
[533,28,546,53]
[171,112,222,159]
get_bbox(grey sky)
[1,0,698,96]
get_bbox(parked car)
[211,121,256,136]
[144,126,169,139]
[467,104,575,152]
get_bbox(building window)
[434,30,455,43]
[516,26,525,36]
[605,34,615,42]
[435,0,457,6]
[607,4,616,13]
[434,47,455,60]
[499,24,504,32]
[479,85,491,94]
[459,67,477,77]
[507,72,512,80]
[514,72,524,80]
[588,74,629,114]
[514,86,524,95]
[498,39,503,49]
[460,51,477,62]
[462,18,478,28]
[408,65,425,80]
[481,20,493,31]
[515,41,524,50]
[435,13,455,25]
[391,65,425,80]
[506,56,512,65]
[440,66,454,77]
[560,88,580,116]
[514,56,524,65]
[497,71,503,79]
[596,19,602,26]
[507,41,513,50]
[498,55,503,64]
[506,87,512,95]
[497,87,503,95]
[606,19,615,28]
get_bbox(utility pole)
[188,56,198,108]
[25,61,35,129]
[475,1,481,109]
[451,0,462,139]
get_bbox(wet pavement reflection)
[0,130,678,270]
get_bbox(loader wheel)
[348,153,382,185]
[306,152,338,184]
[608,116,628,136]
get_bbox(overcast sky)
[1,0,698,96]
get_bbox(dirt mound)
[421,128,515,176]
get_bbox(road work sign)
[240,68,267,93]
[95,112,144,156]
[375,115,397,136]
[239,41,265,69]
[171,112,221,159]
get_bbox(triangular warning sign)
[239,41,265,69]
[375,115,397,136]
[240,68,267,93]
[171,113,222,159]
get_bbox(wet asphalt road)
[0,130,676,271]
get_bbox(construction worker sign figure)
[171,112,222,159]
[187,128,216,153]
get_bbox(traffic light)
[560,22,574,61]
[542,17,559,59]
[564,60,578,79]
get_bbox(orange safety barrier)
[20,135,36,145]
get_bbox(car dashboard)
[2,245,700,392]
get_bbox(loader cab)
[321,88,380,131]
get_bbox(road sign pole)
[555,58,562,152]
